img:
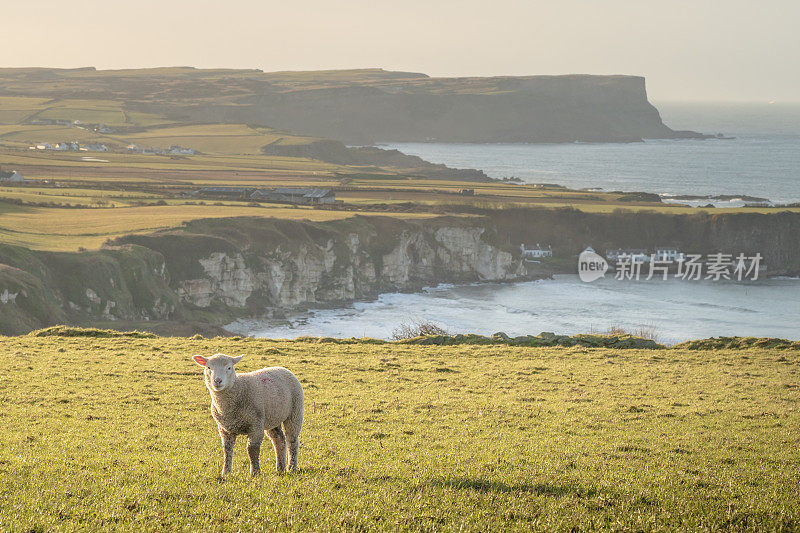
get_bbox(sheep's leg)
[266,426,287,472]
[283,420,301,472]
[247,430,264,476]
[220,429,236,476]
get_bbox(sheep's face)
[192,353,244,392]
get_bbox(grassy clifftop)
[0,332,797,530]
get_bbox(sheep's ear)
[231,355,244,365]
[192,355,207,367]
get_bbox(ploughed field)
[1,332,798,531]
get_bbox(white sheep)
[192,353,304,475]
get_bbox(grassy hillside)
[0,96,486,182]
[0,331,797,530]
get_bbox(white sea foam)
[228,276,800,344]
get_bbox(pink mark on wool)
[260,375,273,386]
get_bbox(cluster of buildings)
[29,118,75,126]
[194,187,337,205]
[126,144,197,156]
[30,142,108,152]
[605,247,685,263]
[21,118,198,156]
[26,142,198,156]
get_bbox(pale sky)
[3,0,798,102]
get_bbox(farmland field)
[1,92,798,257]
[0,203,431,251]
[0,332,797,530]
[1,89,798,260]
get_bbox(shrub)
[28,326,156,338]
[391,321,449,340]
[607,324,660,343]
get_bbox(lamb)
[192,353,304,475]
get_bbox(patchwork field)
[2,93,798,256]
[0,331,797,530]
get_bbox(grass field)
[0,97,172,128]
[0,332,797,530]
[0,202,433,250]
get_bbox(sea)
[381,102,800,207]
[229,103,800,342]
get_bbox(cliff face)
[484,208,800,274]
[125,217,524,312]
[2,209,797,336]
[184,74,701,144]
[237,75,696,144]
[0,243,179,335]
[0,216,526,335]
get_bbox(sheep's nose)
[214,378,222,386]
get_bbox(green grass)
[0,333,798,530]
[0,202,434,251]
[0,97,172,128]
[119,124,317,155]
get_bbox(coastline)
[226,275,800,344]
[382,134,800,207]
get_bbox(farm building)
[250,188,336,205]
[169,146,197,155]
[0,170,24,182]
[195,186,256,198]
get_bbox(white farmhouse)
[54,142,78,151]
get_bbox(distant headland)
[0,67,707,144]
